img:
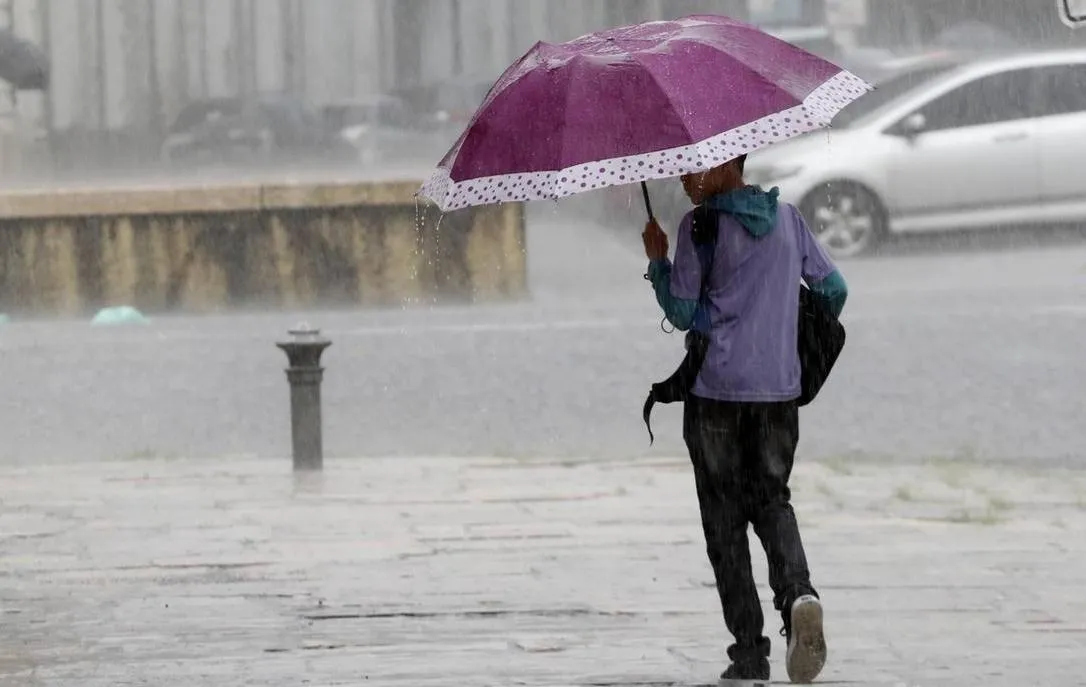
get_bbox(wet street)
[1,207,1085,467]
[3,454,1084,686]
[3,202,1086,686]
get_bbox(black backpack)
[642,206,846,443]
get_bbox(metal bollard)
[276,325,332,471]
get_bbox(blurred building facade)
[6,0,1076,177]
[0,0,764,175]
[0,0,751,135]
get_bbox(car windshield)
[169,99,244,134]
[329,101,408,129]
[831,62,959,128]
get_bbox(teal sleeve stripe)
[648,259,698,331]
[809,269,848,318]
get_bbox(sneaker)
[785,595,827,684]
[719,656,770,686]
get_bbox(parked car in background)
[745,49,1086,256]
[161,94,359,169]
[426,77,495,131]
[320,95,446,166]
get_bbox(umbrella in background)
[418,14,872,217]
[0,27,48,90]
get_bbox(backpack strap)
[690,206,720,332]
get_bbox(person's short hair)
[709,154,748,176]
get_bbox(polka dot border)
[418,70,872,212]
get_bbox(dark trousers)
[683,395,817,661]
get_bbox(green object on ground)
[91,306,149,326]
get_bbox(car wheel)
[800,182,886,258]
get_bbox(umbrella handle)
[640,182,655,223]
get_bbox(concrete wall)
[0,180,527,316]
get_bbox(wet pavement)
[1,453,1083,686]
[1,209,1085,467]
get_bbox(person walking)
[642,154,848,685]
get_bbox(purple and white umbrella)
[418,14,872,214]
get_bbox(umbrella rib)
[439,44,543,170]
[623,51,714,168]
[681,31,834,103]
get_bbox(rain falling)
[0,1,1083,686]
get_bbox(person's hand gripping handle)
[643,218,669,262]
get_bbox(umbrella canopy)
[419,14,871,213]
[0,28,48,90]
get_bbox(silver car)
[745,49,1086,257]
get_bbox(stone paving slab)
[1,455,1084,687]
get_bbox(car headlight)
[746,164,803,186]
[341,125,369,144]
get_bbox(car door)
[886,67,1041,218]
[1028,62,1086,209]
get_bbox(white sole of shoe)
[786,596,827,684]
